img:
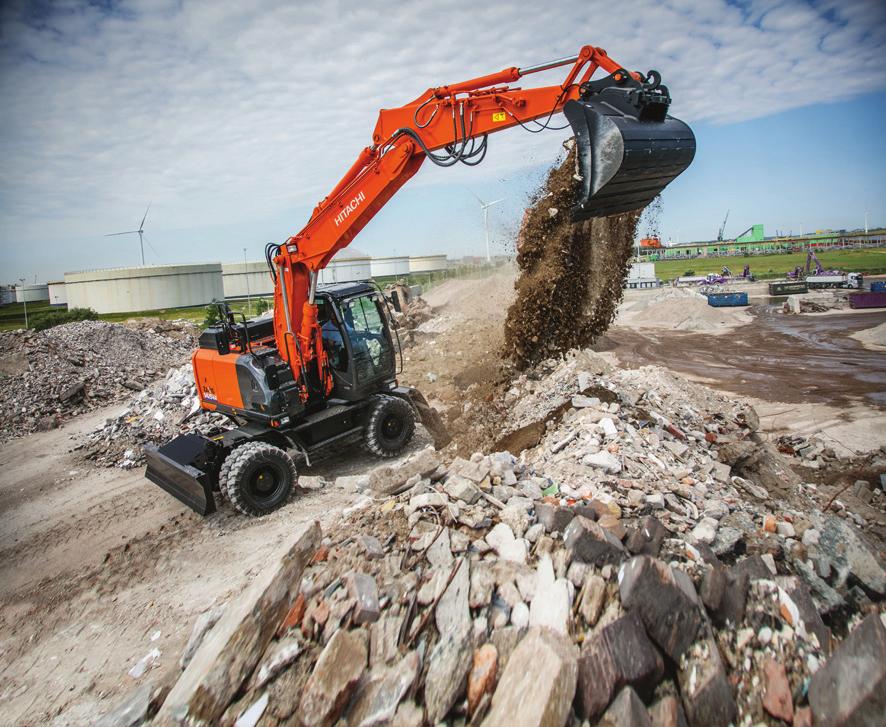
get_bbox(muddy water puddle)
[601,307,886,407]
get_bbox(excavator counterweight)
[565,70,696,219]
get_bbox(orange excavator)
[145,45,695,516]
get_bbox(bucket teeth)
[564,93,695,219]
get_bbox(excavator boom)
[146,44,696,517]
[271,45,695,379]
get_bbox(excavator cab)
[318,284,399,402]
[564,69,696,219]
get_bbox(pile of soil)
[503,143,639,368]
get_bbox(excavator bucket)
[144,433,219,515]
[564,71,696,219]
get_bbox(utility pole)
[243,247,251,317]
[18,278,28,329]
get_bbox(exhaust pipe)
[565,69,696,219]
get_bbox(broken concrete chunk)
[808,613,886,726]
[347,572,380,625]
[369,615,405,667]
[648,694,688,727]
[528,555,571,635]
[584,450,622,474]
[444,474,481,504]
[424,627,473,723]
[598,686,653,727]
[179,604,226,670]
[298,629,368,727]
[677,637,736,727]
[481,627,578,727]
[358,535,385,560]
[565,516,626,567]
[346,651,420,727]
[814,513,886,596]
[579,573,607,627]
[370,447,440,496]
[618,556,705,662]
[250,636,301,690]
[576,612,664,720]
[95,682,157,727]
[485,522,528,563]
[625,516,668,558]
[535,502,575,533]
[699,567,748,627]
[436,559,470,637]
[155,522,320,726]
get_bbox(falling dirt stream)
[503,144,639,368]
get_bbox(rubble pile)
[0,320,195,441]
[390,297,435,345]
[78,363,229,468]
[783,292,848,314]
[103,353,885,727]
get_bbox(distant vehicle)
[640,235,663,249]
[807,272,863,290]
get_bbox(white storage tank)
[321,253,372,285]
[48,281,68,307]
[370,256,410,278]
[64,263,224,314]
[409,255,449,273]
[15,284,49,303]
[222,261,274,299]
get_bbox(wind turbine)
[106,203,151,265]
[467,190,504,262]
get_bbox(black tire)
[219,442,297,516]
[364,395,415,458]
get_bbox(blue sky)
[1,0,885,282]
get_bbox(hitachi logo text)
[334,191,366,227]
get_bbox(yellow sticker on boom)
[492,111,507,123]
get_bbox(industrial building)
[222,262,273,299]
[15,284,49,303]
[408,255,449,273]
[640,227,886,260]
[48,281,67,307]
[64,263,224,314]
[370,256,410,278]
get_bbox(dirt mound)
[503,143,638,368]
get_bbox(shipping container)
[707,292,749,307]
[870,281,886,292]
[848,292,886,309]
[768,281,808,295]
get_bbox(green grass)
[648,248,886,282]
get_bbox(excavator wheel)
[364,394,415,458]
[219,442,297,516]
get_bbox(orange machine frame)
[272,45,639,399]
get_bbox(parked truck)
[806,272,863,290]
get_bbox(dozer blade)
[564,75,696,219]
[144,433,219,515]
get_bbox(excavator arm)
[271,44,695,395]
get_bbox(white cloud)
[0,0,884,274]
